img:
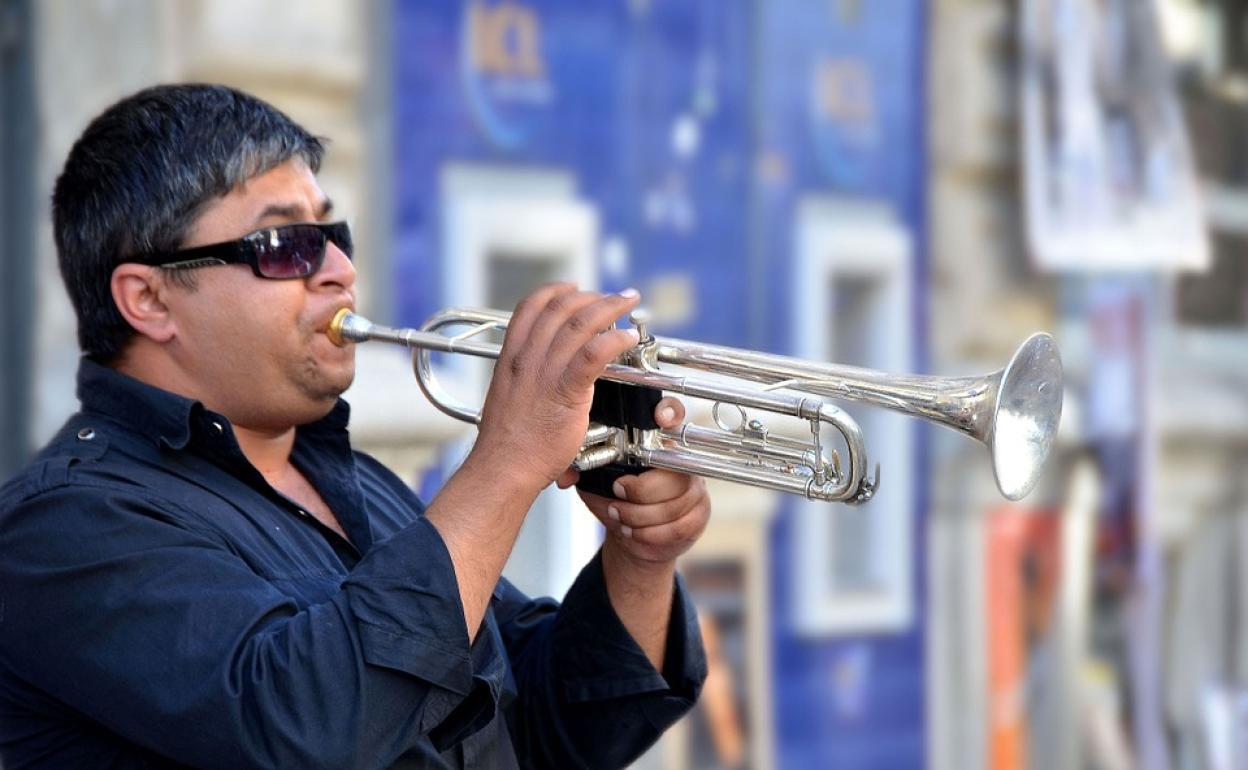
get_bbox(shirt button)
[77,428,95,441]
[211,421,224,435]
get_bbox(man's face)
[161,158,356,430]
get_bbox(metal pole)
[363,0,394,325]
[0,0,36,479]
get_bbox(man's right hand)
[425,284,640,639]
[469,283,642,497]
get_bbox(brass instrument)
[328,307,1062,503]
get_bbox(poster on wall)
[1020,0,1209,271]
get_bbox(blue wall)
[754,3,930,767]
[392,2,928,767]
[393,0,752,346]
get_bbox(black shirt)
[0,359,705,769]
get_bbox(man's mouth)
[316,304,356,335]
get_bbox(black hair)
[52,83,325,362]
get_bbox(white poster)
[1021,0,1209,271]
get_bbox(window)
[789,197,915,634]
[439,165,601,599]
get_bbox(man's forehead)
[183,159,331,245]
[233,160,331,224]
[250,198,335,227]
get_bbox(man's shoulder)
[0,412,192,526]
[1,414,106,501]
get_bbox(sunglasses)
[130,221,353,280]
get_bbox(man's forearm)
[423,450,541,640]
[420,285,642,641]
[600,538,677,673]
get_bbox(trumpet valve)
[581,422,616,449]
[623,309,662,370]
[574,444,624,472]
[629,309,653,344]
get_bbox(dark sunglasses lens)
[327,223,353,258]
[254,227,325,279]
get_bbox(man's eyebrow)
[252,198,334,227]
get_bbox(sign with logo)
[809,55,878,186]
[461,0,554,150]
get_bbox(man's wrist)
[460,441,549,501]
[600,538,677,674]
[601,538,677,588]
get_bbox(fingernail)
[607,505,620,522]
[621,525,633,538]
[618,287,639,298]
[626,329,640,343]
[659,406,675,422]
[612,480,626,500]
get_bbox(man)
[0,84,710,768]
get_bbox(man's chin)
[317,364,356,402]
[296,381,354,426]
[322,344,356,385]
[296,358,356,409]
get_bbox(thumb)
[654,397,685,429]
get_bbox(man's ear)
[111,264,177,343]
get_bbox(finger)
[495,284,580,387]
[612,468,695,505]
[545,290,640,368]
[604,497,687,529]
[491,288,599,399]
[619,499,711,546]
[501,282,577,351]
[522,289,604,363]
[555,467,580,489]
[581,478,701,528]
[582,499,634,537]
[653,397,685,429]
[556,327,640,401]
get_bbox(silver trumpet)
[328,307,1063,504]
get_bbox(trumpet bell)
[991,333,1063,501]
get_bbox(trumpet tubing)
[328,307,1063,503]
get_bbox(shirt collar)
[75,357,352,450]
[77,357,203,449]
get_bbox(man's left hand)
[564,397,711,565]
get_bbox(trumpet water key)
[328,307,1063,504]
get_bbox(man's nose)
[312,240,355,290]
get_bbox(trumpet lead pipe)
[328,309,501,359]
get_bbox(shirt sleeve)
[493,549,708,769]
[0,482,496,770]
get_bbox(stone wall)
[30,0,382,444]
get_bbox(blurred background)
[1,0,1246,768]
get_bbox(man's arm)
[600,544,678,670]
[573,397,712,673]
[492,553,707,769]
[421,284,642,640]
[0,482,480,770]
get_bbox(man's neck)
[231,424,298,483]
[113,343,300,480]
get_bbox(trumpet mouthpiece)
[327,308,360,347]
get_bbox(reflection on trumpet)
[328,307,1063,504]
